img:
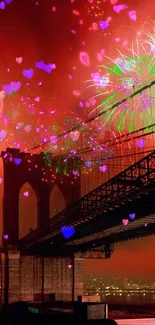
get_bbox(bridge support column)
[0,252,84,305]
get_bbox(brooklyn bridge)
[0,79,155,308]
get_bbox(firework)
[88,37,155,133]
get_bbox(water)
[101,294,155,305]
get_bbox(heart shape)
[61,225,75,239]
[14,158,22,165]
[99,20,109,31]
[5,0,13,3]
[3,234,8,240]
[85,161,91,167]
[129,10,137,21]
[136,139,145,148]
[70,131,80,141]
[73,170,78,176]
[16,57,23,64]
[99,165,107,172]
[43,63,53,74]
[0,2,5,9]
[23,69,34,79]
[129,213,136,220]
[122,219,129,226]
[24,191,29,197]
[115,37,120,43]
[10,81,21,92]
[36,61,44,70]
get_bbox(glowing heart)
[3,234,8,240]
[14,158,22,165]
[115,37,120,43]
[79,52,89,66]
[24,191,29,197]
[36,61,44,70]
[16,57,23,64]
[136,139,145,148]
[85,161,91,167]
[129,10,137,21]
[0,2,5,9]
[43,63,53,74]
[122,219,129,226]
[99,20,109,31]
[0,178,3,184]
[73,170,78,176]
[23,69,34,79]
[5,0,13,3]
[99,165,107,172]
[129,213,136,220]
[113,4,126,13]
[61,226,75,239]
[70,131,80,141]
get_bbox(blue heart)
[85,161,91,167]
[129,213,136,220]
[36,61,44,70]
[61,226,75,239]
[23,69,34,79]
[14,158,22,166]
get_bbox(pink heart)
[99,165,107,172]
[70,131,80,141]
[24,191,29,197]
[122,219,129,226]
[16,57,23,64]
[115,38,120,43]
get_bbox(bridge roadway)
[19,150,155,255]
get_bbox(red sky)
[85,235,155,279]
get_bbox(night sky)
[1,0,155,280]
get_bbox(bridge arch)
[19,182,38,239]
[1,148,81,245]
[50,184,66,218]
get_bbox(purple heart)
[61,226,75,239]
[3,234,8,240]
[43,63,53,74]
[0,2,5,9]
[3,84,12,94]
[85,161,91,167]
[129,213,136,220]
[136,139,145,148]
[36,61,44,70]
[23,69,34,79]
[99,20,109,31]
[73,170,78,176]
[5,0,13,3]
[10,81,21,92]
[14,158,22,165]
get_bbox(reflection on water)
[101,294,155,305]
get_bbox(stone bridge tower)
[0,148,84,305]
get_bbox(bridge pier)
[0,248,84,305]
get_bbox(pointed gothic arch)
[19,182,37,239]
[50,184,66,218]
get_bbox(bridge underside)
[19,150,155,256]
[20,189,155,256]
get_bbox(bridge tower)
[0,148,84,305]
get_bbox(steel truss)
[74,245,114,259]
[20,150,155,250]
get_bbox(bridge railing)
[49,150,155,231]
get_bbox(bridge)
[19,149,155,256]
[0,146,155,306]
[0,79,155,306]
